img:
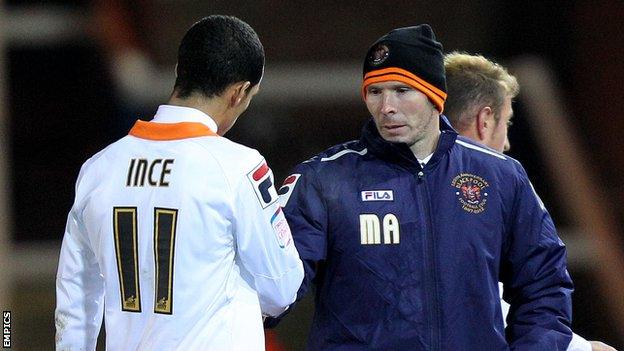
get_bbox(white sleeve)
[567,333,592,351]
[233,159,304,316]
[499,282,510,327]
[55,202,104,350]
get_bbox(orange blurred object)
[265,330,286,351]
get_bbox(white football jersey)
[55,105,303,351]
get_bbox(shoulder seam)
[320,148,368,162]
[455,140,507,160]
[188,138,251,195]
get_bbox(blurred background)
[1,0,623,350]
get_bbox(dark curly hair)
[174,15,264,98]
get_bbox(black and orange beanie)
[362,24,447,113]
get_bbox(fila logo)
[360,213,400,245]
[247,160,279,208]
[361,190,393,201]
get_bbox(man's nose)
[380,93,397,115]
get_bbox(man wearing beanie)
[273,25,573,350]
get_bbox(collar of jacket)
[360,115,458,173]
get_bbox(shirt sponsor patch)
[361,190,394,201]
[271,207,292,248]
[247,161,279,208]
[278,174,301,207]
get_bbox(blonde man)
[444,52,617,351]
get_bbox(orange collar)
[128,120,218,140]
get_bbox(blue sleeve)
[501,163,574,350]
[279,162,328,301]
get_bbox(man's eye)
[369,89,381,95]
[396,87,410,93]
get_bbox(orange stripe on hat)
[362,67,447,113]
[129,120,218,140]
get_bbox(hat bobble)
[362,24,447,113]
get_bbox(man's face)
[486,95,513,152]
[364,81,438,146]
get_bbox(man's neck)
[167,93,228,128]
[459,126,482,145]
[409,117,441,160]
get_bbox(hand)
[590,341,618,351]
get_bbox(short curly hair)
[174,15,264,98]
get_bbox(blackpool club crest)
[451,173,490,213]
[368,43,389,66]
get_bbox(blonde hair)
[444,52,519,132]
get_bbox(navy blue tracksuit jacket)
[278,117,573,350]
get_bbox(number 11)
[113,207,178,314]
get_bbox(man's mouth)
[384,124,406,130]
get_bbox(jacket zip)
[417,169,441,350]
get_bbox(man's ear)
[229,81,252,108]
[476,106,494,141]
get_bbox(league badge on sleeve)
[271,207,293,248]
[277,174,301,207]
[247,161,279,208]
